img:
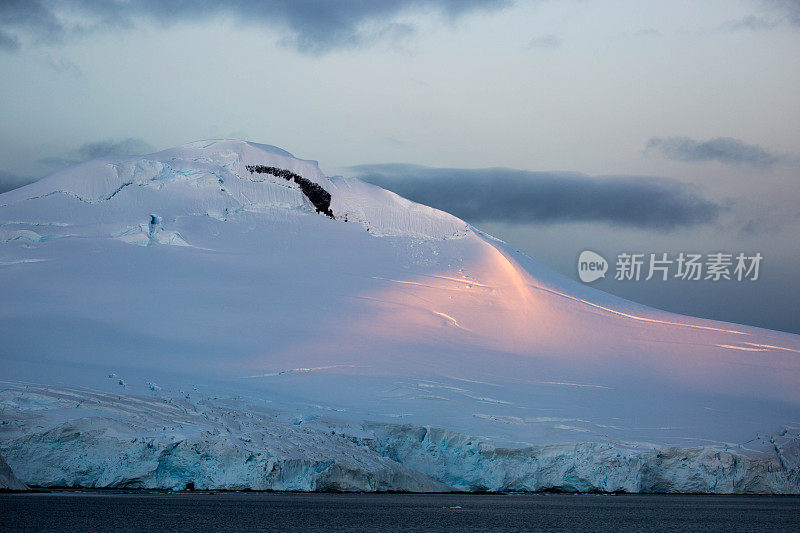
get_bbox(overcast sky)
[1,0,799,333]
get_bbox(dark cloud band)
[37,138,156,171]
[351,164,719,230]
[646,136,780,167]
[0,0,510,54]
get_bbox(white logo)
[578,250,608,283]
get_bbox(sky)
[1,0,799,333]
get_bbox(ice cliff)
[365,423,800,494]
[1,384,797,493]
[0,451,27,491]
[0,384,446,492]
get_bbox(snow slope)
[1,140,799,492]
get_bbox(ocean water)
[1,492,798,532]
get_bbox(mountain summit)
[1,140,798,492]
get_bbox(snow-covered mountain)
[1,140,799,493]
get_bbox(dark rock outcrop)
[246,165,334,218]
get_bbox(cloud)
[723,1,800,32]
[719,15,780,32]
[0,0,67,49]
[41,56,83,77]
[0,170,36,194]
[74,138,155,160]
[763,0,800,26]
[0,0,511,55]
[37,137,156,171]
[526,34,560,49]
[0,29,20,51]
[645,136,781,167]
[351,164,719,230]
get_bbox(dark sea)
[1,492,798,532]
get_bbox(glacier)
[1,139,799,493]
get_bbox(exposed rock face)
[0,452,27,491]
[246,164,334,218]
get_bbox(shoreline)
[6,487,800,497]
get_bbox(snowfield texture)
[1,140,799,492]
